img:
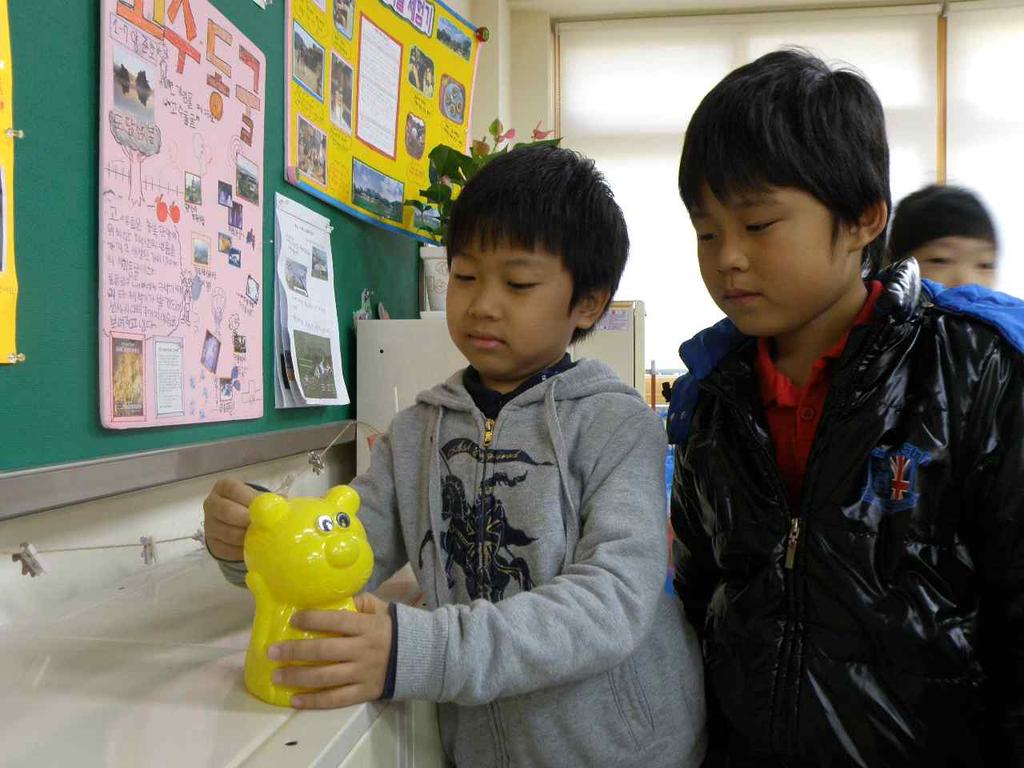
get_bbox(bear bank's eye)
[336,512,351,528]
[316,515,334,533]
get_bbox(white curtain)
[558,7,939,370]
[948,1,1024,296]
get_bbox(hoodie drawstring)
[427,405,448,605]
[543,380,579,572]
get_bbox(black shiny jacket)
[672,262,1024,767]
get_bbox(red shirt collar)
[757,281,884,407]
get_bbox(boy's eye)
[924,256,951,266]
[508,282,538,290]
[696,233,716,242]
[746,220,777,233]
[981,262,996,271]
[453,273,476,282]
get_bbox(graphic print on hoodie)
[419,436,552,602]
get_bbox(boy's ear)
[847,199,889,253]
[572,288,612,331]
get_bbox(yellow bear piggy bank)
[243,485,375,706]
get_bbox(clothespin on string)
[12,543,44,578]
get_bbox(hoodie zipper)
[477,417,497,595]
[479,416,507,765]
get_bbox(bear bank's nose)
[326,535,361,568]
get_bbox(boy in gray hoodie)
[204,145,706,767]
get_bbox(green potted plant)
[407,119,559,315]
[406,118,560,244]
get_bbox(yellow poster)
[285,0,480,240]
[0,0,16,364]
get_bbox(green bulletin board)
[0,0,419,473]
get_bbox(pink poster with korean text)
[99,0,266,429]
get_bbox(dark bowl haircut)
[447,145,629,342]
[679,49,891,276]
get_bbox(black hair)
[678,49,891,276]
[446,144,628,342]
[887,184,997,262]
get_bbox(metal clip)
[12,543,44,577]
[139,536,157,565]
[308,450,326,476]
[6,352,25,364]
[5,128,23,139]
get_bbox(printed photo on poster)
[219,376,234,401]
[236,154,259,204]
[407,46,434,97]
[294,329,338,399]
[229,248,242,267]
[218,232,232,253]
[298,116,327,185]
[333,0,354,38]
[218,181,232,206]
[230,201,243,229]
[292,21,325,100]
[440,75,465,125]
[233,332,247,354]
[185,172,202,204]
[438,17,472,61]
[246,275,260,303]
[330,53,354,134]
[154,337,184,418]
[112,336,145,419]
[405,113,426,160]
[352,158,404,223]
[201,330,221,373]
[193,233,211,266]
[285,258,309,297]
[112,45,158,121]
[311,246,329,280]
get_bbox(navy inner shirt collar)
[463,354,576,420]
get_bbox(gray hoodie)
[223,360,705,767]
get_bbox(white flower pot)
[420,245,448,313]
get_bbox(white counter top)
[0,552,433,768]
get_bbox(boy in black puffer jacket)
[669,49,1024,767]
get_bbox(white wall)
[0,452,350,626]
[510,9,555,131]
[470,0,514,138]
[446,0,473,18]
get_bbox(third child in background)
[888,183,999,288]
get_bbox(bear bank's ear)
[249,493,289,528]
[325,485,360,517]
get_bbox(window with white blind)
[947,1,1024,296]
[558,7,939,371]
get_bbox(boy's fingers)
[292,684,375,710]
[212,477,261,507]
[206,519,246,547]
[274,662,359,690]
[292,610,374,635]
[353,593,387,615]
[270,636,361,663]
[203,491,252,529]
